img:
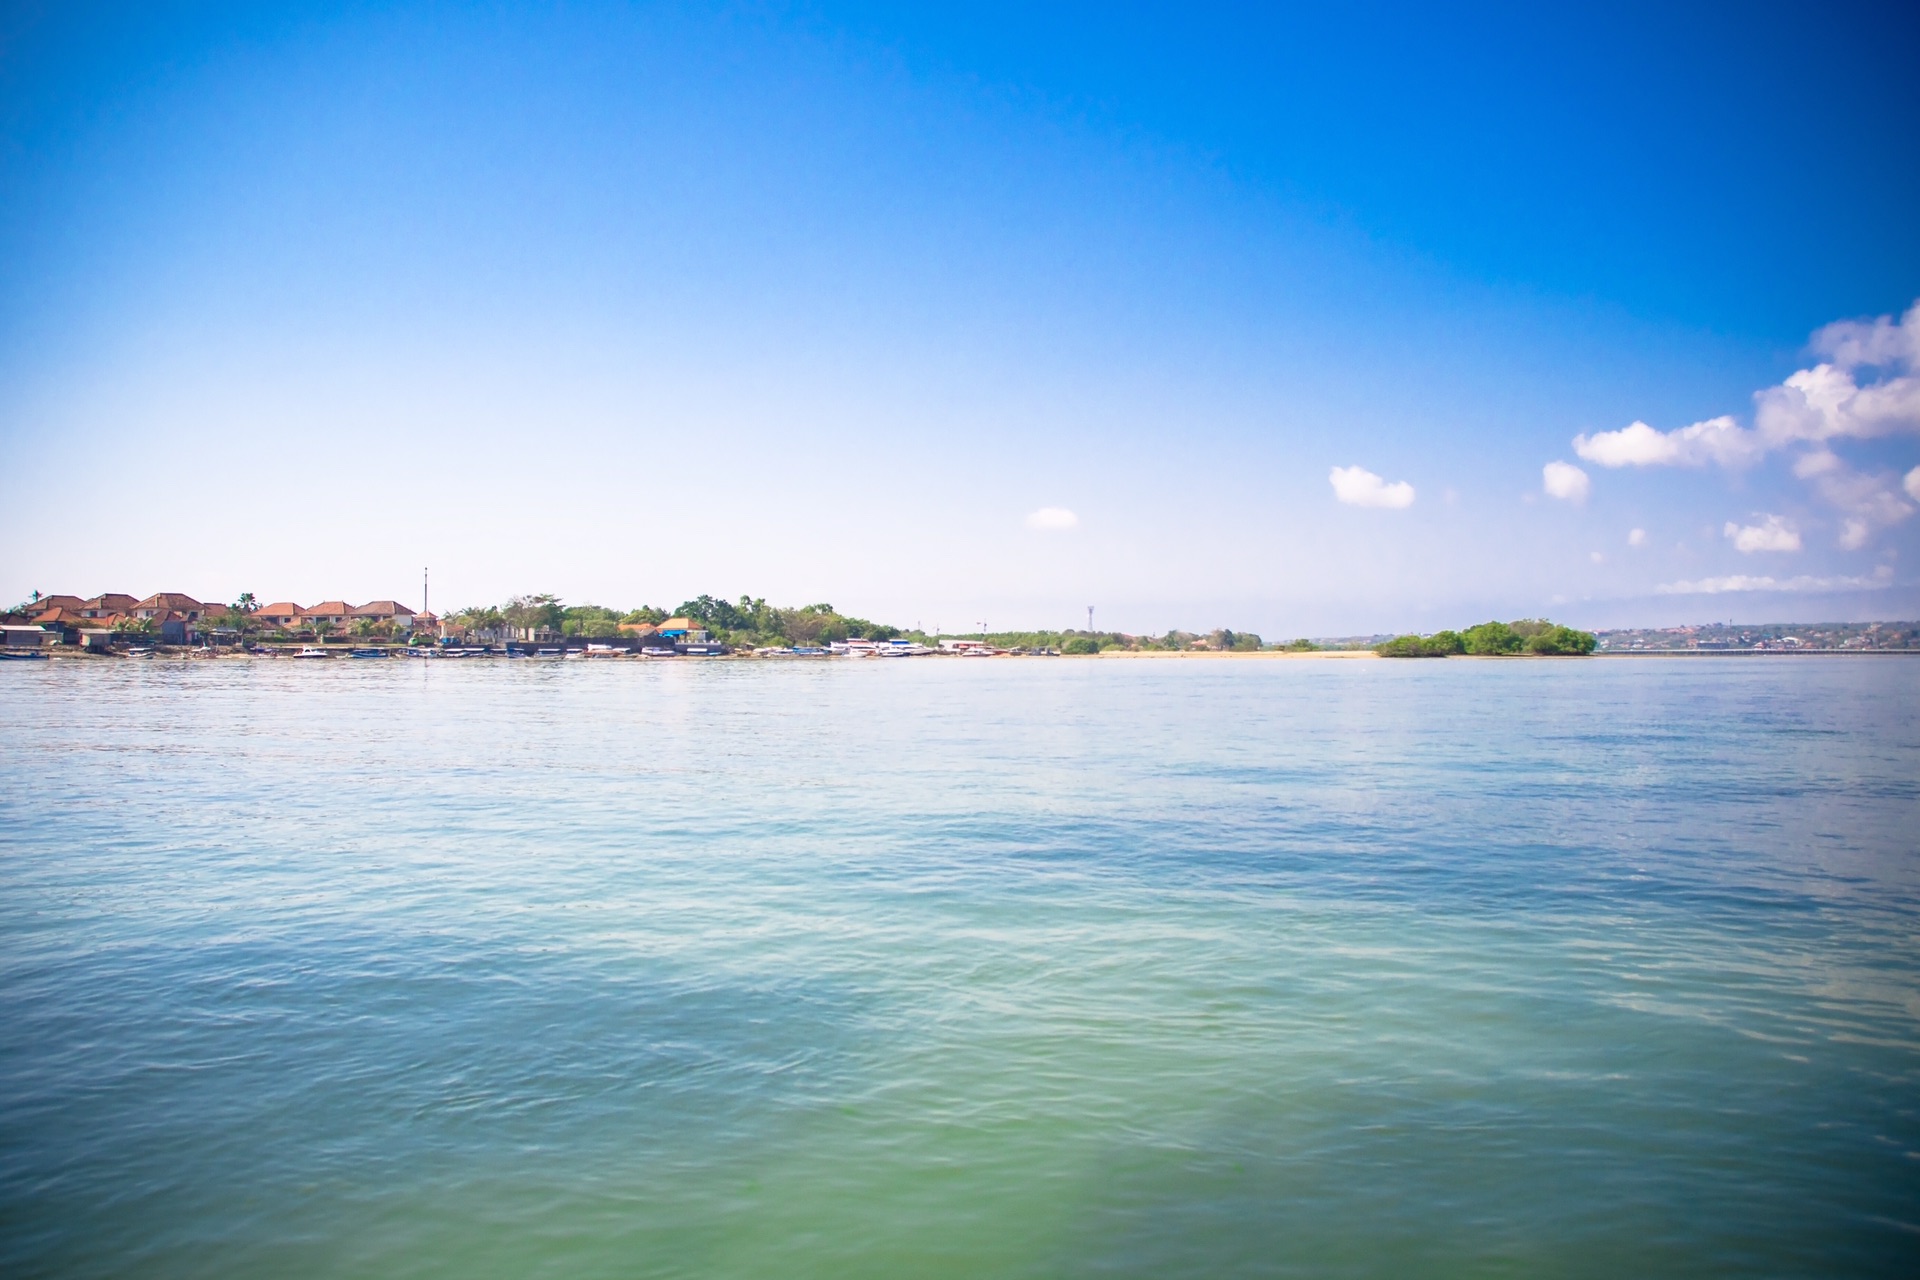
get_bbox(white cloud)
[1589,551,1604,563]
[1329,465,1415,509]
[1791,450,1915,548]
[1542,460,1590,502]
[1627,527,1647,547]
[1811,305,1920,368]
[1573,416,1761,468]
[1577,300,1920,548]
[1654,565,1894,595]
[1723,514,1801,553]
[1024,507,1079,531]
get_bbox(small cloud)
[1574,417,1760,469]
[1723,515,1801,553]
[1025,507,1079,531]
[1589,551,1605,564]
[1580,301,1920,548]
[1542,460,1590,503]
[1329,465,1415,509]
[1627,527,1648,547]
[1794,452,1914,547]
[1655,566,1893,595]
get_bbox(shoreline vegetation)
[448,593,1302,655]
[7,590,1918,660]
[1374,619,1597,658]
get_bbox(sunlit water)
[2,656,1917,1278]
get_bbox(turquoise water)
[2,657,1917,1277]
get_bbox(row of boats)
[274,638,984,660]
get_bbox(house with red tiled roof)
[300,601,354,628]
[252,602,305,629]
[152,611,194,645]
[134,593,206,622]
[80,594,138,618]
[353,600,418,630]
[28,595,86,617]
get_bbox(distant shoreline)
[13,646,1915,665]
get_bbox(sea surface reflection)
[2,657,1916,1277]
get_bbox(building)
[656,617,710,642]
[79,594,138,619]
[300,601,355,629]
[27,595,86,617]
[27,607,89,643]
[253,602,305,630]
[134,593,207,622]
[1,624,54,648]
[352,600,417,630]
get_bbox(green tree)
[450,605,505,635]
[1523,625,1597,655]
[1376,631,1463,657]
[560,604,624,636]
[1461,621,1523,655]
[504,593,564,634]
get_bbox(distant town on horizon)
[5,588,1917,658]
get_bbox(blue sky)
[4,0,1917,633]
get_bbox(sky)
[3,0,1918,635]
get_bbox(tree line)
[446,594,902,648]
[1375,619,1597,657]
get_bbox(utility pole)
[424,567,429,617]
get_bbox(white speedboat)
[294,646,328,659]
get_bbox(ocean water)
[1,656,1917,1278]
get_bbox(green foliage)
[1461,621,1523,655]
[1282,638,1318,652]
[1383,619,1594,657]
[450,605,505,633]
[1061,637,1099,654]
[665,595,897,645]
[1523,624,1597,655]
[503,593,563,633]
[560,604,625,636]
[1375,631,1464,657]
